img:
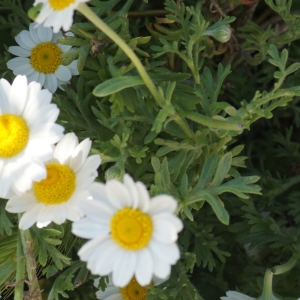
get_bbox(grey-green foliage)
[239,0,300,65]
[47,0,300,298]
[2,0,300,299]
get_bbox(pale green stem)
[14,228,25,300]
[173,114,194,139]
[259,255,298,300]
[184,111,244,131]
[19,225,40,298]
[271,255,298,275]
[260,269,273,300]
[76,3,164,107]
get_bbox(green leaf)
[201,193,229,225]
[0,201,13,235]
[169,150,188,181]
[210,152,232,187]
[0,260,15,286]
[32,226,71,270]
[285,62,300,75]
[183,205,194,221]
[93,76,144,97]
[151,157,171,191]
[190,153,218,193]
[211,176,261,199]
[77,44,90,73]
[47,261,84,300]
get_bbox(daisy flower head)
[72,175,183,288]
[7,22,79,93]
[33,0,89,33]
[6,132,101,229]
[94,275,165,300]
[0,75,63,198]
[220,291,256,300]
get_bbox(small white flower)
[7,22,79,93]
[33,0,89,33]
[0,75,63,198]
[220,291,256,300]
[94,275,165,300]
[72,175,183,288]
[6,133,101,229]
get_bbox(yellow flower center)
[49,0,76,10]
[30,42,62,73]
[34,163,75,205]
[0,114,29,158]
[110,208,153,251]
[120,277,151,300]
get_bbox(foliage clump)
[1,0,300,299]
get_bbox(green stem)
[14,229,25,300]
[176,263,205,300]
[19,227,40,298]
[260,269,273,300]
[184,111,244,131]
[173,114,194,139]
[259,255,298,300]
[271,255,298,275]
[254,87,300,107]
[76,3,164,107]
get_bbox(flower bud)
[27,3,43,21]
[203,25,232,43]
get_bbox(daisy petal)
[68,60,79,75]
[19,30,36,49]
[135,181,150,212]
[53,203,67,224]
[9,75,28,115]
[55,65,72,81]
[106,180,132,209]
[69,138,92,172]
[149,240,180,265]
[148,195,177,215]
[135,248,153,286]
[6,194,37,213]
[94,241,120,276]
[0,79,11,113]
[37,23,53,42]
[8,46,31,57]
[54,132,78,164]
[19,203,44,230]
[123,174,139,209]
[13,64,35,77]
[152,253,171,279]
[29,22,41,44]
[72,218,108,239]
[44,73,58,93]
[113,250,136,287]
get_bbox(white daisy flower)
[6,132,101,229]
[220,291,256,300]
[0,75,63,198]
[94,275,165,300]
[33,0,89,33]
[7,22,79,93]
[72,175,183,288]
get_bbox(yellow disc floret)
[120,277,150,300]
[30,42,62,73]
[49,0,76,10]
[34,163,75,205]
[110,208,153,251]
[0,114,29,158]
